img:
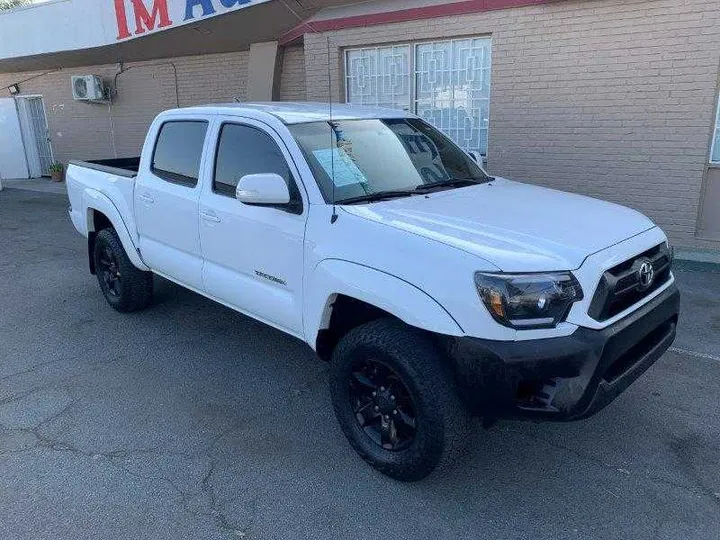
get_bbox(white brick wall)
[302,0,720,250]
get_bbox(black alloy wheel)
[93,228,154,313]
[349,358,417,451]
[330,319,469,481]
[98,245,122,299]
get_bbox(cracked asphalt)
[1,187,719,540]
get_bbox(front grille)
[588,243,672,322]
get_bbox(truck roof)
[176,102,415,125]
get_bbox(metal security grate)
[26,97,54,176]
[345,46,411,111]
[345,38,492,156]
[414,38,491,156]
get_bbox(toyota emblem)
[638,260,655,289]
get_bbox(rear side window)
[213,123,293,197]
[151,121,208,186]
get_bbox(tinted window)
[152,121,208,186]
[213,124,293,197]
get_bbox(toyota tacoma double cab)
[67,103,679,481]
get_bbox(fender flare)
[304,259,463,349]
[84,189,150,271]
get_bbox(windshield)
[288,118,489,203]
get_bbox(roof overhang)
[0,0,351,73]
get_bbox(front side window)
[289,118,489,203]
[712,96,720,163]
[345,37,492,156]
[151,121,208,186]
[213,123,299,202]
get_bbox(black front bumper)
[447,283,680,421]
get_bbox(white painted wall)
[0,98,29,180]
[0,0,272,61]
[0,0,108,60]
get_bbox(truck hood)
[340,178,655,272]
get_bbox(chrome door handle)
[139,194,155,204]
[200,211,221,223]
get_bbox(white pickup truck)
[67,103,679,481]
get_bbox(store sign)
[114,0,257,41]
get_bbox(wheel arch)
[84,190,149,273]
[306,260,463,360]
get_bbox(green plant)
[49,162,64,174]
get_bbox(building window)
[345,37,492,155]
[345,46,411,110]
[415,38,492,157]
[712,96,720,163]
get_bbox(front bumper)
[447,283,680,421]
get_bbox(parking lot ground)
[1,188,719,540]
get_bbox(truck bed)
[68,157,140,178]
[66,158,139,242]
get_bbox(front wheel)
[329,319,469,481]
[93,228,153,313]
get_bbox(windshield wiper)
[414,177,488,192]
[338,190,420,205]
[337,177,492,204]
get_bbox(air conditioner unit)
[71,75,105,101]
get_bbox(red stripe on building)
[279,0,551,45]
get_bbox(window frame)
[150,119,209,187]
[211,121,304,214]
[711,95,720,165]
[344,35,492,156]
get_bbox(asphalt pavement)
[0,187,718,539]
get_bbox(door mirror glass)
[236,173,291,206]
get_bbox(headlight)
[474,272,583,329]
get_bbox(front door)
[135,118,210,290]
[16,97,54,177]
[199,119,307,336]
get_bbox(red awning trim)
[279,0,551,45]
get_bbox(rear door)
[135,116,211,290]
[198,118,308,336]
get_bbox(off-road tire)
[330,318,469,481]
[93,228,153,313]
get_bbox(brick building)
[0,0,719,253]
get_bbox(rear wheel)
[93,228,153,312]
[330,319,469,481]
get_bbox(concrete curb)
[675,248,720,266]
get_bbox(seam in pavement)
[669,347,720,363]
